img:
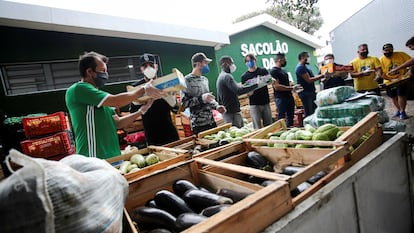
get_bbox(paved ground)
[382,93,414,136]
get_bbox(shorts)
[386,85,407,98]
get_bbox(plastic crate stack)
[20,112,75,161]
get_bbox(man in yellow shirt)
[350,44,382,95]
[380,43,411,119]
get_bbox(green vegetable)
[119,161,131,174]
[304,124,316,133]
[127,163,138,172]
[130,153,146,168]
[312,132,330,141]
[295,129,313,140]
[145,153,159,166]
[314,123,339,140]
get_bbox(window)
[1,54,162,96]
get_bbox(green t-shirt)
[66,82,121,159]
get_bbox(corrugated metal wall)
[330,0,414,64]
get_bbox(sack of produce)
[315,86,355,107]
[0,149,128,233]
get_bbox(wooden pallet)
[125,160,292,233]
[106,145,190,183]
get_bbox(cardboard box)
[320,63,353,75]
[127,68,186,103]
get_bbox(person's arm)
[102,80,163,108]
[225,75,257,95]
[389,57,414,74]
[301,72,323,83]
[113,99,153,129]
[272,78,293,91]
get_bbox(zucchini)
[154,190,194,217]
[200,204,231,217]
[172,179,199,197]
[133,207,176,231]
[216,188,250,203]
[175,213,208,231]
[183,189,233,212]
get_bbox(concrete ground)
[382,94,414,136]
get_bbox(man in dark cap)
[380,43,411,119]
[181,52,226,135]
[129,53,179,145]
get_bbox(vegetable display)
[131,179,247,232]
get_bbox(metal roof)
[0,1,230,47]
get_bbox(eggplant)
[200,204,232,217]
[183,189,233,212]
[216,188,250,203]
[246,151,268,168]
[148,228,173,233]
[133,207,176,231]
[246,175,266,184]
[290,182,312,197]
[145,199,158,208]
[175,213,208,231]
[172,179,199,197]
[307,171,327,184]
[260,180,275,187]
[282,166,304,175]
[154,190,194,217]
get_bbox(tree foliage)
[234,0,323,35]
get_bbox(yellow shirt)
[380,51,411,84]
[350,56,381,91]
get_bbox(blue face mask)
[246,60,255,68]
[94,71,108,88]
[202,65,210,75]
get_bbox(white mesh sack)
[0,149,128,233]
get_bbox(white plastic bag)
[0,150,128,233]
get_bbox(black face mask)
[384,52,393,57]
[360,52,368,58]
[282,61,287,67]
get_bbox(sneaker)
[393,111,401,117]
[400,111,408,120]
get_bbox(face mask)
[324,59,334,64]
[384,52,393,57]
[246,60,255,68]
[143,66,157,79]
[360,52,368,58]
[305,58,310,65]
[202,65,210,74]
[229,64,237,73]
[281,61,287,67]
[94,71,108,88]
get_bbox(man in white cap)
[181,52,226,135]
[129,53,179,145]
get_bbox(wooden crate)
[197,141,349,206]
[125,159,292,233]
[240,112,382,204]
[106,145,190,182]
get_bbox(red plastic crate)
[20,131,73,159]
[22,112,69,138]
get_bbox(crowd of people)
[65,36,414,159]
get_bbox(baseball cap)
[139,53,156,66]
[382,43,393,50]
[191,52,212,65]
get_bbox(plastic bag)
[315,86,355,107]
[0,150,128,233]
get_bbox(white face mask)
[230,64,237,73]
[324,58,334,64]
[143,66,157,79]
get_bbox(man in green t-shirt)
[66,51,163,159]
